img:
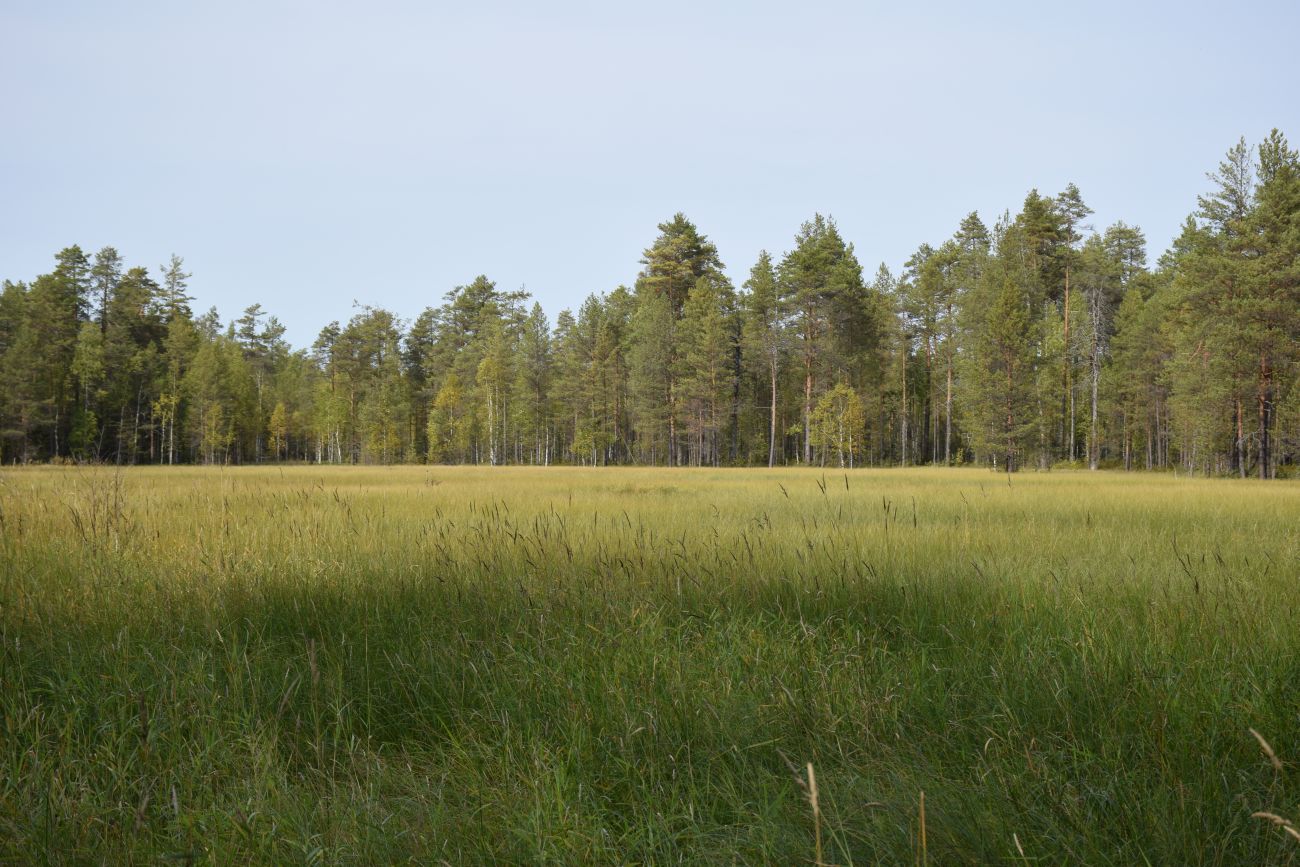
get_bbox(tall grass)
[1,465,1298,863]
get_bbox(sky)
[3,0,1298,346]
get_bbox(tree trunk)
[900,347,908,467]
[1064,266,1073,461]
[1089,333,1100,471]
[1259,355,1272,480]
[1005,359,1016,473]
[944,343,953,465]
[923,340,933,464]
[803,360,813,465]
[666,401,674,467]
[768,358,778,468]
[1235,399,1246,478]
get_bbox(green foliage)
[627,290,675,464]
[183,335,256,464]
[778,215,870,463]
[427,372,468,463]
[1,134,1297,472]
[740,251,787,466]
[809,381,865,466]
[678,277,733,466]
[637,212,725,316]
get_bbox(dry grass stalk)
[806,762,822,867]
[1249,728,1283,772]
[1252,812,1300,843]
[918,790,927,867]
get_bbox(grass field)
[2,465,1299,864]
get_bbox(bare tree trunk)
[1087,289,1102,471]
[900,338,909,466]
[1089,331,1100,471]
[1064,265,1073,462]
[803,359,813,465]
[944,345,953,465]
[667,380,676,467]
[1006,360,1016,473]
[768,358,778,468]
[1089,365,1099,470]
[131,386,144,465]
[1235,399,1246,478]
[1259,356,1272,480]
[923,340,933,464]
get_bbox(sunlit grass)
[2,465,1298,863]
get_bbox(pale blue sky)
[3,0,1298,345]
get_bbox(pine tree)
[182,335,255,464]
[1106,282,1167,470]
[513,302,553,464]
[404,307,441,459]
[70,322,105,458]
[90,246,123,336]
[21,247,92,457]
[475,316,513,466]
[1175,133,1300,477]
[948,213,991,463]
[159,255,193,322]
[679,276,732,466]
[633,214,725,464]
[1245,130,1300,478]
[627,292,674,465]
[236,303,289,460]
[1054,185,1093,461]
[1076,224,1147,468]
[102,267,166,463]
[0,281,31,462]
[778,215,868,464]
[1003,197,1067,466]
[741,251,785,466]
[961,217,1040,472]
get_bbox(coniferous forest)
[4,132,1298,477]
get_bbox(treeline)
[2,133,1297,475]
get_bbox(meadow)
[1,465,1299,864]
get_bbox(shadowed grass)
[1,465,1299,863]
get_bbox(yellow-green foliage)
[1,466,1298,863]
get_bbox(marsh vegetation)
[2,466,1298,863]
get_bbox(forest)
[2,132,1297,477]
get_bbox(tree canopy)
[3,133,1297,476]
